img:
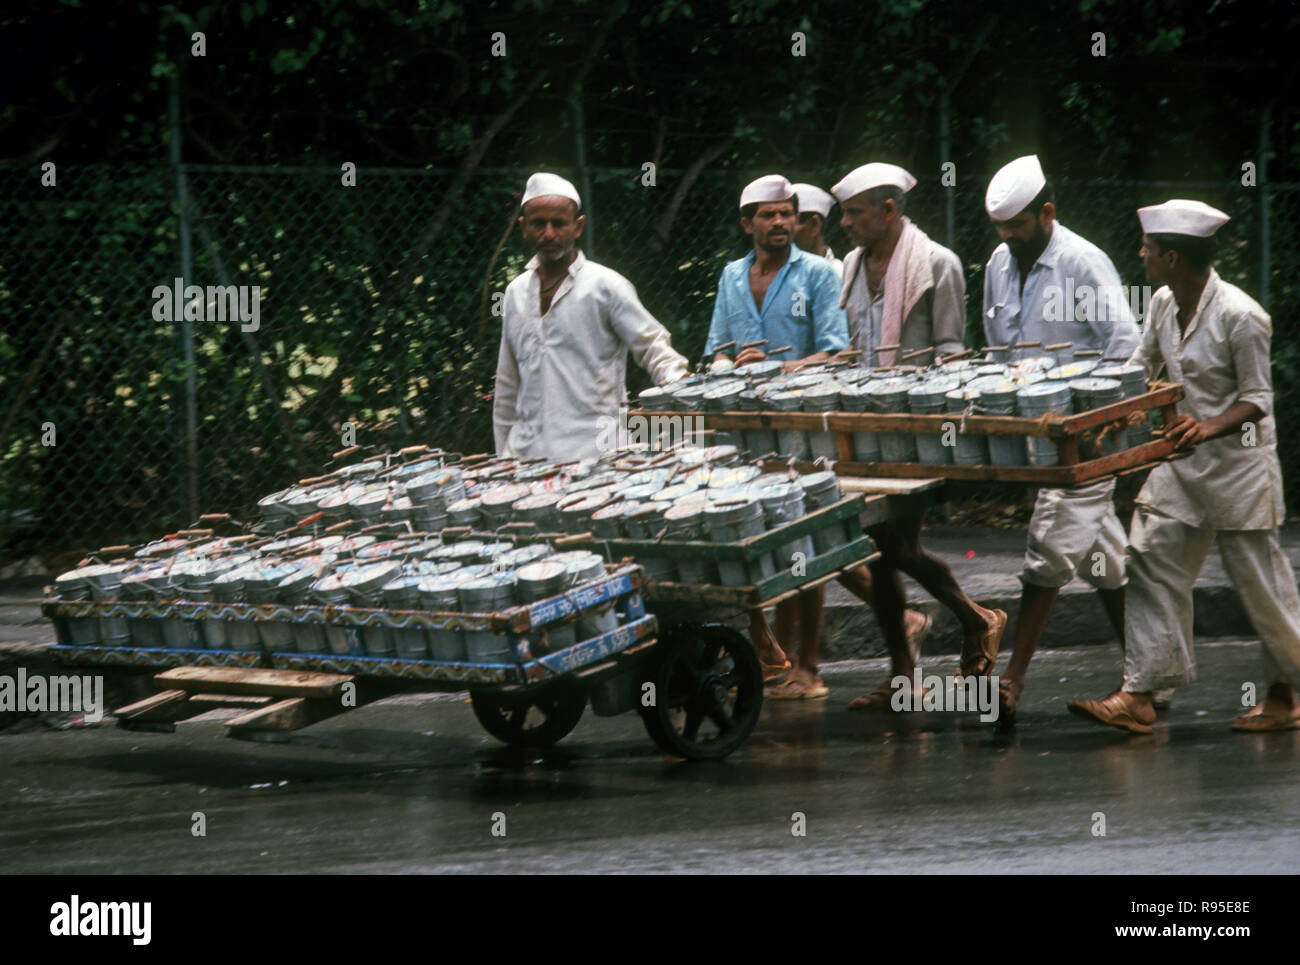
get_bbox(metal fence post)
[1259,104,1271,310]
[940,88,955,251]
[169,74,200,520]
[571,92,595,259]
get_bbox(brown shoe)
[1230,701,1300,732]
[959,608,1007,677]
[1067,691,1155,735]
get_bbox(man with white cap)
[493,171,689,461]
[791,182,843,279]
[824,161,1006,710]
[830,162,966,368]
[704,175,850,698]
[981,155,1139,723]
[1069,200,1300,734]
[704,174,849,371]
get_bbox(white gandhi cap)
[829,163,917,203]
[521,172,581,209]
[790,183,835,218]
[985,155,1046,220]
[740,174,794,210]
[1137,199,1230,238]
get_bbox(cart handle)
[332,445,361,460]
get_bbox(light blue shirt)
[705,243,849,361]
[982,221,1138,360]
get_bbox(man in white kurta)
[493,173,689,461]
[1069,199,1300,734]
[981,155,1139,722]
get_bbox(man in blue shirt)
[703,175,851,698]
[705,174,849,370]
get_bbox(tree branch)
[654,135,734,245]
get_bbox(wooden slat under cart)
[42,564,760,761]
[526,494,881,759]
[636,382,1187,486]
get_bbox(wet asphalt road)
[2,639,1297,874]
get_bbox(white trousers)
[1023,479,1127,590]
[1123,504,1300,693]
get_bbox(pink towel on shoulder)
[877,217,935,366]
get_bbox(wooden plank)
[1053,384,1184,435]
[188,693,276,708]
[114,689,190,720]
[750,537,878,602]
[224,696,344,736]
[637,383,1183,440]
[834,476,943,495]
[574,660,619,679]
[155,666,354,698]
[643,538,877,609]
[826,436,1181,486]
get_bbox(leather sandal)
[1067,691,1155,734]
[959,609,1007,677]
[1230,702,1300,732]
[760,659,791,684]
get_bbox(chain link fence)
[3,163,1298,563]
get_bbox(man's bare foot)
[768,666,829,700]
[998,676,1023,723]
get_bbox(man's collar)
[525,248,587,274]
[999,221,1062,274]
[1035,221,1063,268]
[745,242,803,267]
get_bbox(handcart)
[509,491,883,759]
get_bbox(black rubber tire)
[639,622,763,760]
[470,683,588,749]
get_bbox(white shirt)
[841,239,966,367]
[493,249,689,461]
[1131,269,1283,530]
[824,246,844,280]
[982,221,1138,360]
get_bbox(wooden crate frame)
[635,382,1187,486]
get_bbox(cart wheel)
[639,623,763,761]
[470,683,587,749]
